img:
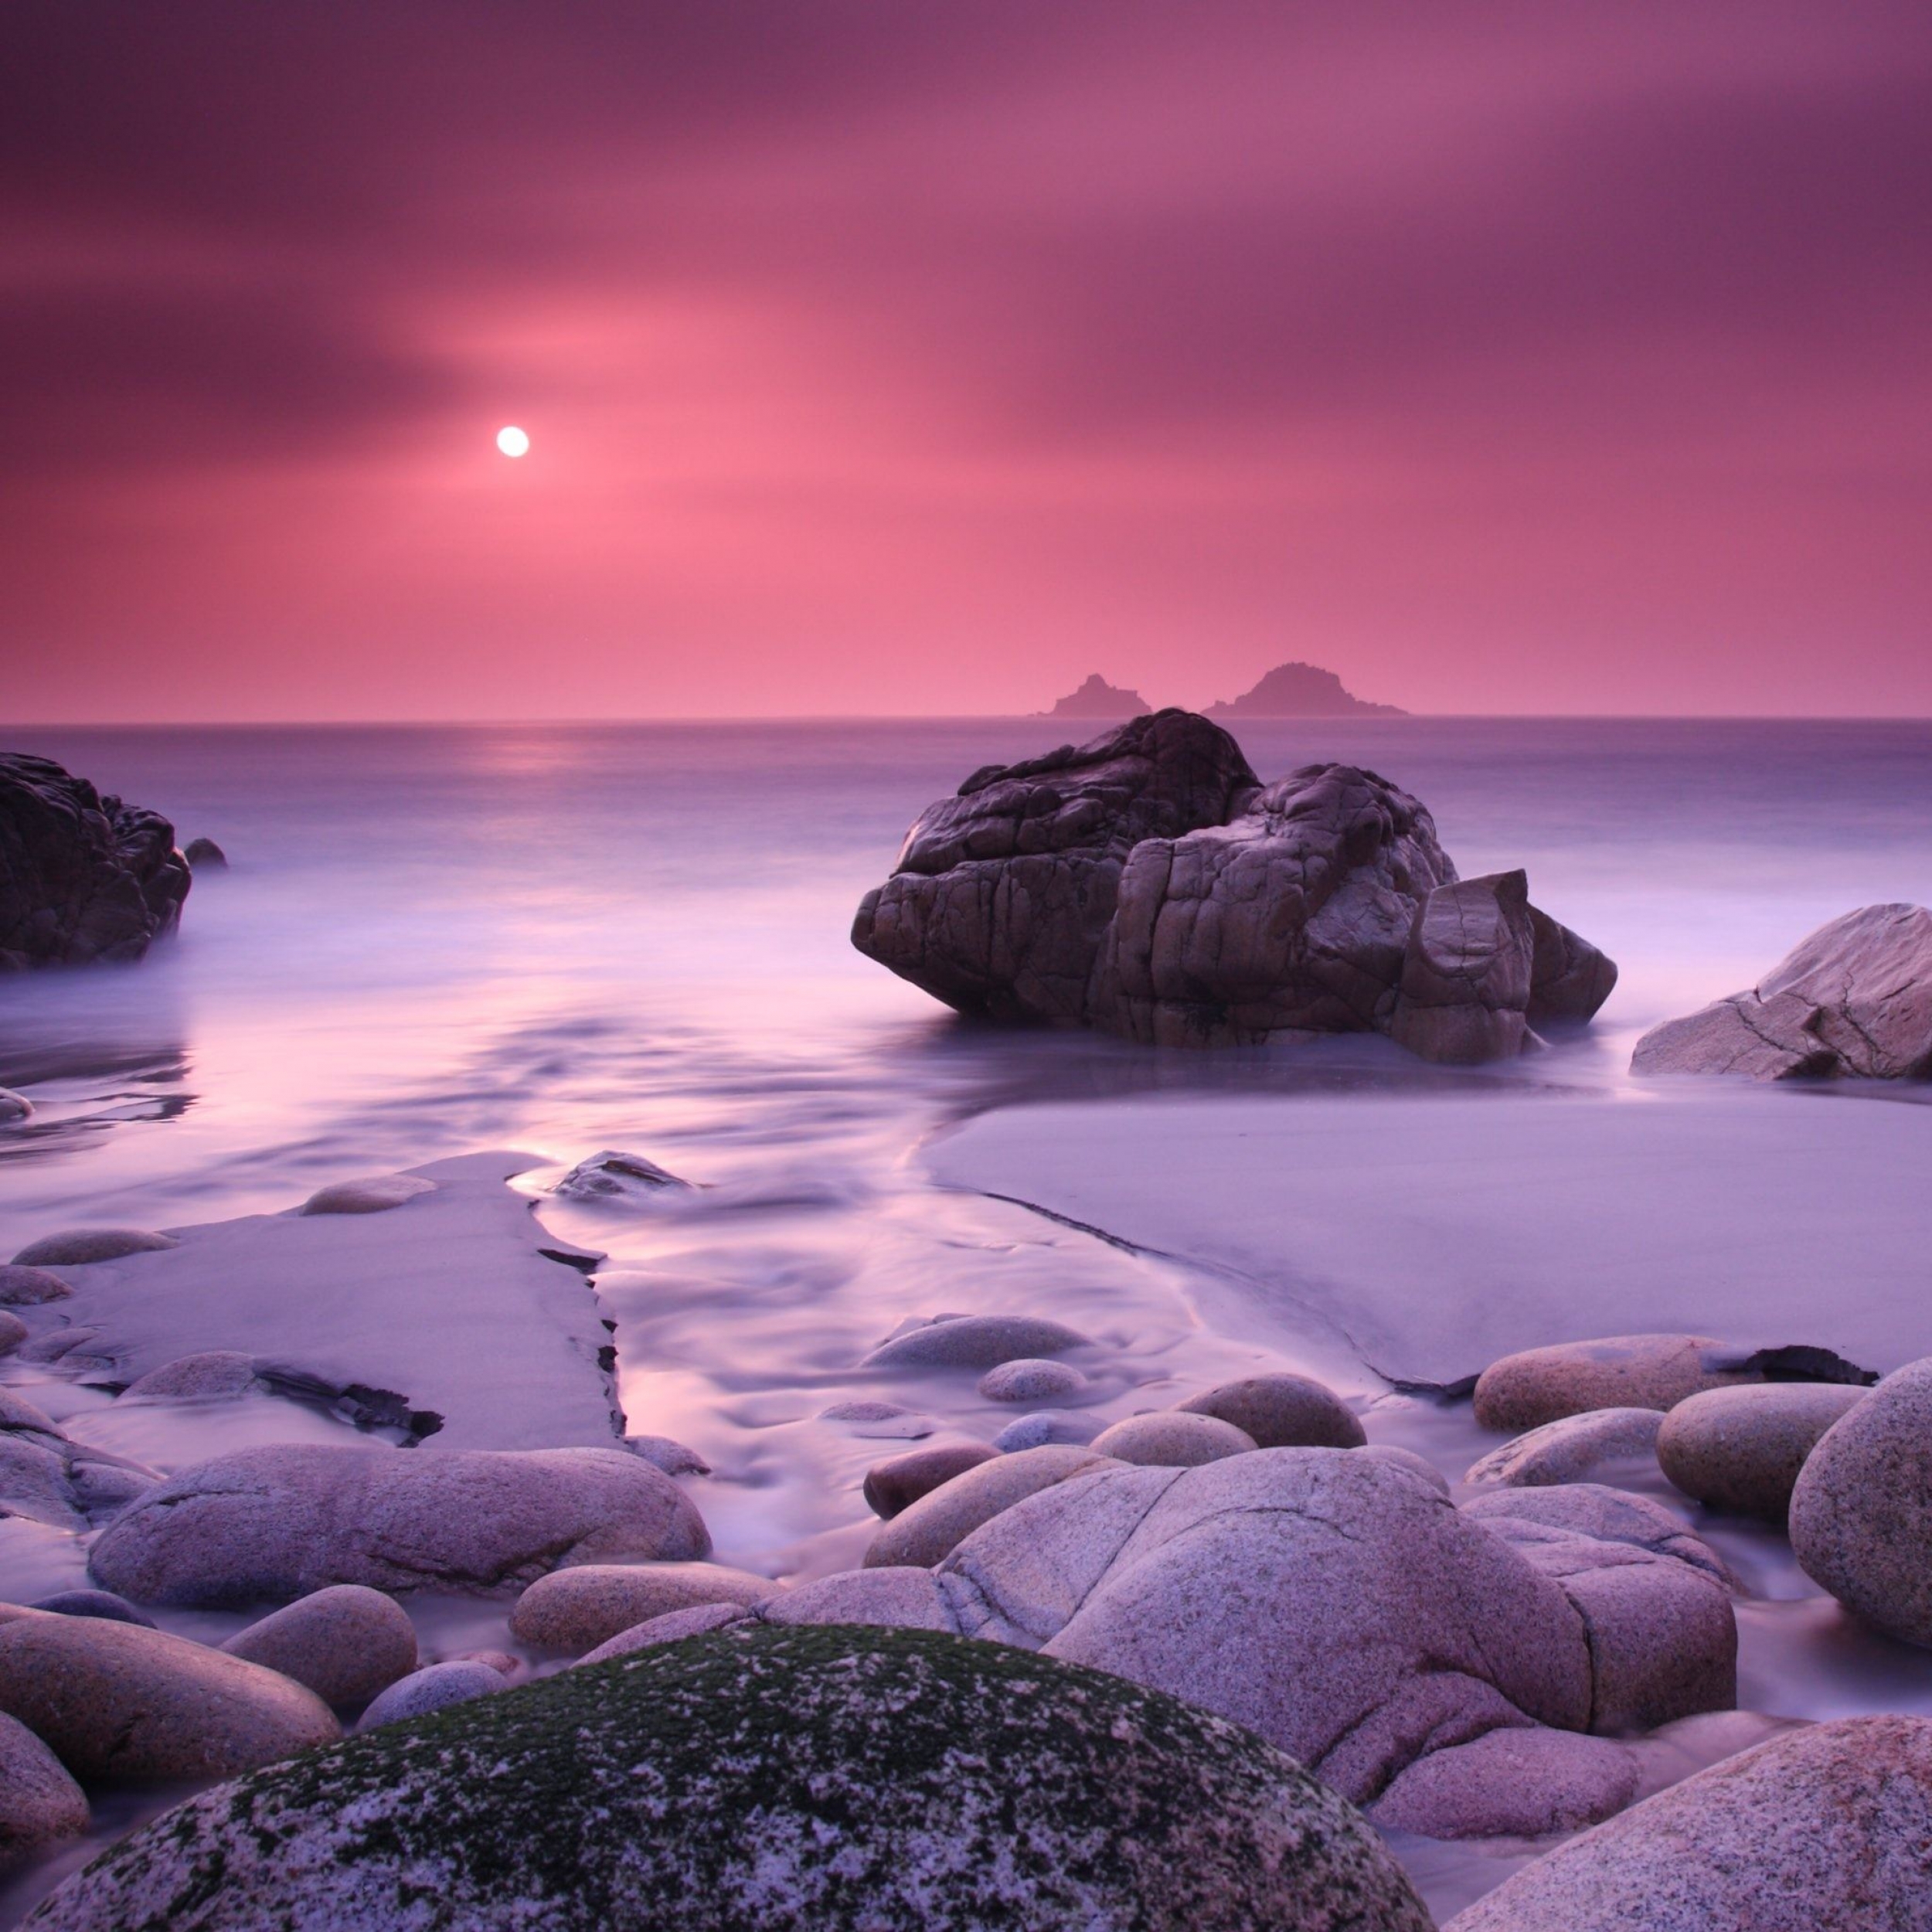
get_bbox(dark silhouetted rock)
[183,836,227,869]
[0,753,190,972]
[855,714,1612,1061]
[1528,905,1620,1022]
[28,1625,1434,1932]
[1203,661,1406,718]
[1042,672,1150,718]
[862,1441,1000,1519]
[1633,903,1932,1080]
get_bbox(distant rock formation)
[1,755,191,973]
[851,709,1614,1063]
[1042,674,1149,719]
[1633,905,1932,1080]
[1205,662,1405,719]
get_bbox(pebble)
[978,1358,1088,1402]
[992,1409,1100,1451]
[0,1266,70,1306]
[357,1660,505,1731]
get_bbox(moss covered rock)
[28,1624,1432,1932]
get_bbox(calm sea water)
[3,716,1931,1920]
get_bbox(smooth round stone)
[860,1314,1091,1371]
[223,1585,419,1707]
[0,1090,31,1124]
[33,1625,1434,1932]
[1178,1372,1366,1449]
[1473,1335,1752,1432]
[1089,1411,1257,1468]
[992,1409,1100,1452]
[28,1590,157,1629]
[1370,1725,1639,1840]
[0,1710,88,1879]
[1445,1716,1932,1930]
[0,1266,70,1306]
[1464,1408,1665,1489]
[1791,1356,1932,1645]
[624,1433,712,1475]
[509,1562,777,1654]
[760,1567,960,1634]
[298,1175,437,1216]
[357,1661,505,1733]
[978,1357,1087,1403]
[121,1350,262,1400]
[0,1311,24,1357]
[0,1389,60,1434]
[862,1442,998,1520]
[575,1600,752,1666]
[1359,1444,1452,1495]
[183,837,228,869]
[0,1615,338,1785]
[864,1446,1111,1568]
[10,1228,179,1268]
[1658,1383,1866,1519]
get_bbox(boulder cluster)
[0,753,191,972]
[852,710,1615,1061]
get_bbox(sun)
[495,425,530,458]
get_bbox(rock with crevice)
[87,1442,709,1606]
[0,753,191,972]
[1632,903,1932,1080]
[855,713,1614,1062]
[27,1624,1435,1932]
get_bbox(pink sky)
[3,2,1930,720]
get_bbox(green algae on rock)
[28,1624,1434,1932]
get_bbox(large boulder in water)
[1632,903,1932,1080]
[87,1443,709,1606]
[26,1625,1434,1932]
[853,711,1614,1061]
[0,753,190,971]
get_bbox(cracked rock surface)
[0,753,191,972]
[854,710,1614,1061]
[26,1624,1434,1932]
[1632,902,1932,1080]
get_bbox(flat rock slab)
[36,1151,617,1451]
[930,1093,1932,1386]
[26,1625,1433,1932]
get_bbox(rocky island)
[1205,660,1406,718]
[1039,673,1150,718]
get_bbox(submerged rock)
[298,1173,437,1215]
[1632,903,1932,1080]
[977,1357,1087,1402]
[853,712,1614,1062]
[88,1443,709,1606]
[0,1311,22,1357]
[0,753,191,972]
[0,1615,338,1785]
[860,1313,1090,1370]
[0,1089,30,1124]
[1658,1383,1866,1519]
[1446,1716,1932,1930]
[28,1625,1434,1932]
[182,837,227,870]
[1474,1335,1755,1431]
[0,1265,69,1306]
[121,1350,263,1400]
[992,1409,1100,1451]
[0,1711,89,1878]
[1790,1355,1932,1645]
[222,1586,419,1707]
[553,1149,694,1202]
[11,1227,178,1267]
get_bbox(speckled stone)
[0,1311,24,1356]
[10,1228,179,1267]
[509,1562,776,1653]
[1370,1725,1638,1839]
[992,1409,1100,1451]
[29,1625,1434,1932]
[0,1266,70,1306]
[1090,1410,1257,1467]
[1446,1716,1932,1930]
[1790,1356,1932,1645]
[1464,1408,1665,1489]
[1473,1335,1752,1432]
[1659,1383,1866,1519]
[862,1442,999,1519]
[575,1600,752,1665]
[121,1351,262,1400]
[759,1567,964,1634]
[222,1586,419,1707]
[88,1443,710,1606]
[355,1661,505,1732]
[1359,1445,1451,1495]
[1178,1373,1366,1448]
[978,1358,1088,1402]
[0,1615,338,1786]
[863,1445,1111,1568]
[0,1710,89,1878]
